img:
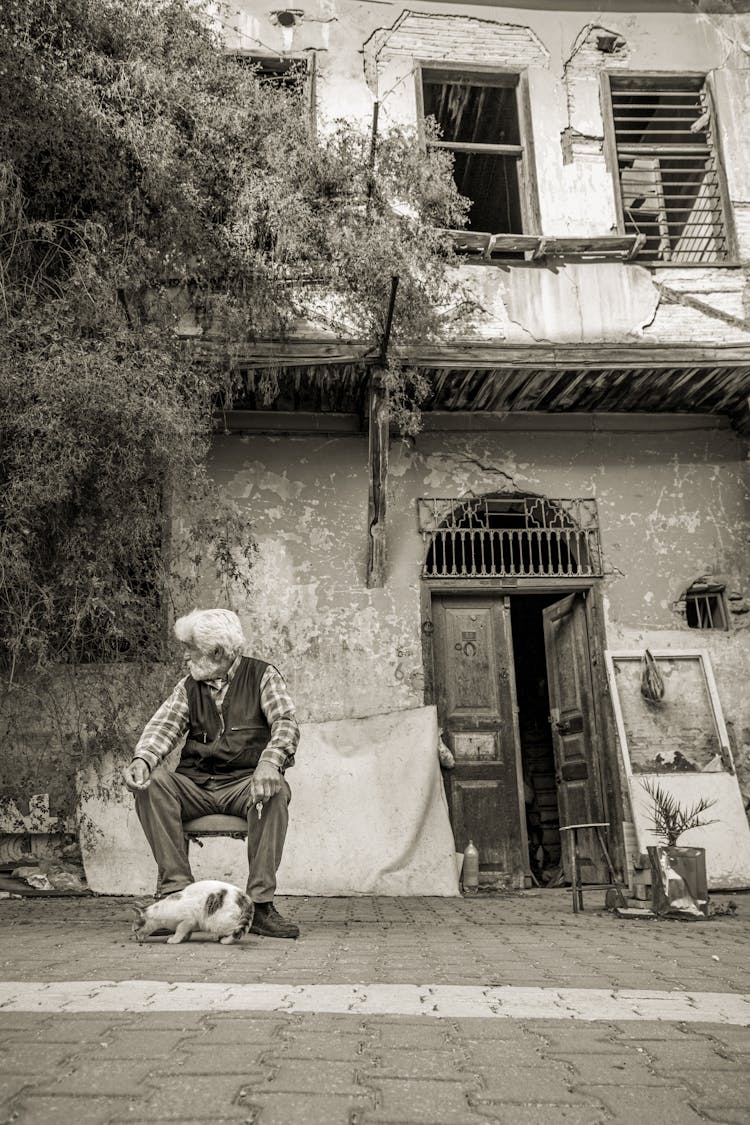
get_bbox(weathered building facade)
[6,0,750,896]
[204,0,750,891]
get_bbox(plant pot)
[647,845,709,919]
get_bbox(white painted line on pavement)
[0,982,749,1023]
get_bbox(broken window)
[421,69,533,235]
[685,582,728,630]
[231,55,313,114]
[607,75,728,263]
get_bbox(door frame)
[421,577,628,881]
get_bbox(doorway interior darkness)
[510,593,565,886]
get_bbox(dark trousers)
[134,766,291,901]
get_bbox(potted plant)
[642,779,717,918]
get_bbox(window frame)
[228,52,317,132]
[685,584,729,631]
[416,61,540,239]
[601,70,734,266]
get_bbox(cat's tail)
[233,893,255,940]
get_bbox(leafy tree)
[0,0,468,674]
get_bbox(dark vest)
[177,656,271,780]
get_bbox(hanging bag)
[640,648,665,704]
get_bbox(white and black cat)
[131,880,254,944]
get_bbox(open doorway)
[509,594,564,886]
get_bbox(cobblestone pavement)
[2,889,749,1124]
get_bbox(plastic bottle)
[462,840,479,894]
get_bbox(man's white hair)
[174,609,246,658]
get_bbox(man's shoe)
[250,901,300,939]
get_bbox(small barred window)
[685,583,728,630]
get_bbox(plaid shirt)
[132,657,299,774]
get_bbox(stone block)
[36,1060,155,1096]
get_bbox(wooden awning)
[216,341,750,432]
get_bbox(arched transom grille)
[419,497,603,579]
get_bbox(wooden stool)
[559,822,628,913]
[182,814,248,847]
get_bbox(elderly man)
[122,608,300,939]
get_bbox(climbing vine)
[0,0,471,684]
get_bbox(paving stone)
[248,1093,374,1124]
[155,1042,270,1072]
[522,1024,627,1053]
[610,1021,711,1041]
[0,1014,55,1033]
[0,1013,119,1034]
[459,1039,548,1067]
[0,1040,83,1074]
[81,1029,193,1059]
[474,1063,591,1103]
[704,1028,750,1054]
[119,1013,209,1031]
[4,1095,140,1125]
[559,1053,683,1086]
[697,1108,750,1124]
[114,1120,251,1125]
[0,1074,32,1103]
[472,1102,610,1124]
[179,1017,290,1043]
[366,1020,456,1049]
[364,1078,482,1123]
[262,1058,367,1095]
[362,1047,472,1080]
[35,1059,156,1096]
[450,1019,543,1041]
[678,1070,750,1106]
[579,1084,709,1124]
[276,1029,374,1060]
[141,1073,268,1117]
[645,1040,746,1069]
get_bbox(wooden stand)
[559,821,628,913]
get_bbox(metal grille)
[686,586,727,630]
[419,497,602,579]
[610,77,727,263]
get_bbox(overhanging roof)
[220,341,750,432]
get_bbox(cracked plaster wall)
[205,434,426,723]
[203,425,750,784]
[223,1,750,344]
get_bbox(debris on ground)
[615,906,656,920]
[710,899,738,917]
[1,853,89,896]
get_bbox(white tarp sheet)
[78,705,460,897]
[276,706,459,896]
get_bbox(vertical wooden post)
[366,275,398,589]
[366,366,389,588]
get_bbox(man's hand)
[250,761,282,804]
[122,759,151,792]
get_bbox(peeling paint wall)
[225,1,750,345]
[205,434,424,721]
[204,422,750,793]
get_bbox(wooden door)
[432,595,526,885]
[543,592,608,883]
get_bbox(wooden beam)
[397,342,750,371]
[366,369,389,588]
[197,338,750,373]
[215,410,360,434]
[417,410,731,433]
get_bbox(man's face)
[181,643,230,682]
